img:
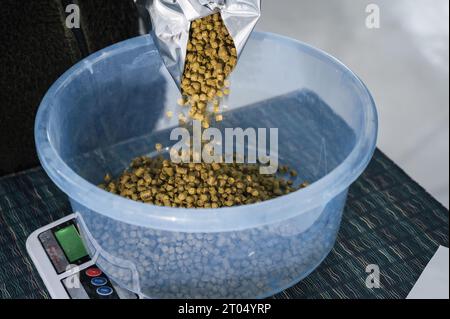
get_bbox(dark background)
[0,0,141,176]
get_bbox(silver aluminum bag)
[135,0,261,88]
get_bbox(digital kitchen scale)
[26,214,139,299]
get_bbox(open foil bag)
[135,0,261,89]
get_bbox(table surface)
[0,149,448,299]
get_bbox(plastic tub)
[35,32,378,298]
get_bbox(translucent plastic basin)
[35,32,378,298]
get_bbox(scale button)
[85,267,102,277]
[91,277,108,286]
[96,286,113,296]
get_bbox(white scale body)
[26,214,139,299]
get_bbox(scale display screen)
[54,225,88,263]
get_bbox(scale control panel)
[62,265,123,299]
[27,214,138,299]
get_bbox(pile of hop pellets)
[179,13,237,129]
[99,156,307,208]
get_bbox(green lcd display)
[54,225,88,263]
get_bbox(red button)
[85,267,102,277]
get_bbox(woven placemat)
[0,150,448,299]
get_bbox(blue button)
[96,286,113,296]
[91,277,108,287]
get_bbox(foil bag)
[135,0,261,89]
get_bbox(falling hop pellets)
[181,13,238,128]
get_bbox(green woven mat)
[0,150,448,299]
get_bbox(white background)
[256,0,449,208]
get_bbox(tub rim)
[35,32,378,233]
